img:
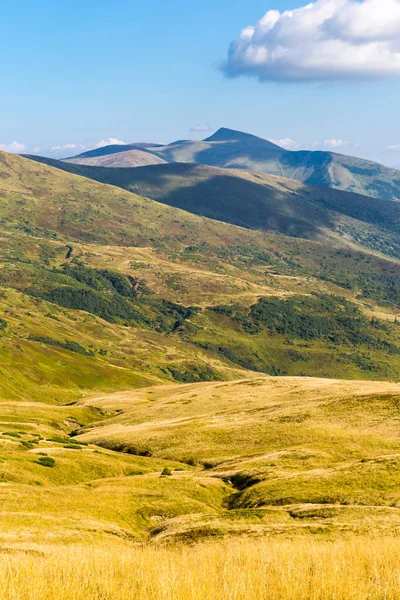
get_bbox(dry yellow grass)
[2,537,400,600]
[79,377,400,467]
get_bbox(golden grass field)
[3,376,400,551]
[2,537,400,600]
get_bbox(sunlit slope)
[65,375,400,541]
[1,149,400,382]
[66,148,167,167]
[0,287,245,403]
[78,377,400,467]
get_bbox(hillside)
[25,157,400,260]
[1,147,400,568]
[62,128,400,202]
[1,150,400,380]
[67,148,167,167]
[66,142,163,160]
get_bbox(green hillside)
[0,149,399,384]
[25,157,400,260]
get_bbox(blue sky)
[1,0,400,166]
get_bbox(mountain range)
[62,128,400,202]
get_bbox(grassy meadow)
[2,538,400,600]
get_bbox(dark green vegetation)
[184,295,400,379]
[57,128,400,202]
[29,263,200,333]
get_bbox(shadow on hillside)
[122,165,336,239]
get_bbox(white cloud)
[190,124,213,133]
[51,143,85,152]
[269,138,300,150]
[93,138,126,148]
[223,0,400,82]
[324,139,351,148]
[0,141,28,153]
[387,144,400,151]
[50,138,127,155]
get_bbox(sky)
[1,0,400,166]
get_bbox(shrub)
[29,336,93,357]
[49,436,69,444]
[36,456,56,468]
[160,467,172,477]
[20,441,34,450]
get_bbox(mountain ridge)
[62,128,400,202]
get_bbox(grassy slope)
[25,157,400,260]
[68,377,400,543]
[0,151,261,248]
[3,376,400,548]
[2,151,400,383]
[69,376,400,540]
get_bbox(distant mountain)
[25,156,400,260]
[67,142,163,160]
[63,128,400,202]
[67,149,167,168]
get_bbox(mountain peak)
[204,128,282,150]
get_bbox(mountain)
[63,128,400,202]
[66,149,167,168]
[67,142,163,160]
[25,156,400,260]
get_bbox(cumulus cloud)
[269,138,300,150]
[190,124,213,133]
[0,141,28,153]
[222,0,400,82]
[93,138,126,148]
